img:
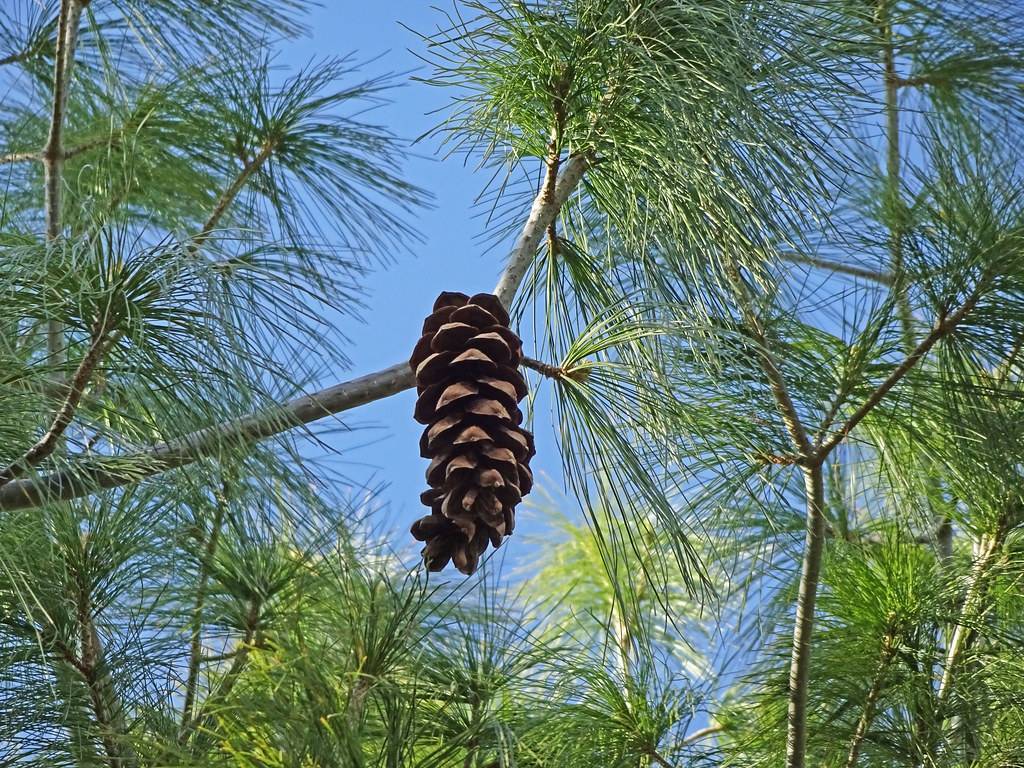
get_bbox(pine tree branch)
[191,140,276,254]
[178,482,229,736]
[778,251,894,286]
[521,356,589,382]
[936,525,1006,707]
[647,749,674,768]
[724,260,814,459]
[0,137,110,166]
[786,464,826,768]
[0,321,111,485]
[816,289,982,459]
[721,256,820,768]
[44,0,86,363]
[345,673,374,732]
[879,0,915,352]
[73,535,138,768]
[493,152,591,307]
[845,631,897,768]
[679,724,724,746]
[0,151,40,164]
[0,156,590,512]
[179,598,262,746]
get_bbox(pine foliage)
[2,1,1024,767]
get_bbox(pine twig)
[816,288,983,459]
[845,631,897,768]
[179,483,229,735]
[0,320,111,485]
[878,0,915,352]
[43,0,87,362]
[0,151,40,164]
[786,465,826,768]
[492,152,591,308]
[73,533,138,768]
[190,140,276,254]
[723,259,814,460]
[679,724,724,746]
[179,598,262,746]
[778,251,894,286]
[936,527,1006,707]
[521,356,589,382]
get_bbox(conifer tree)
[2,2,1023,767]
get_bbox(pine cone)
[409,291,535,574]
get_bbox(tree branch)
[879,0,915,352]
[845,631,896,768]
[724,260,815,460]
[74,534,138,768]
[778,251,894,286]
[179,597,261,746]
[179,482,229,735]
[0,322,110,485]
[44,0,86,362]
[936,526,1006,707]
[786,464,826,768]
[816,289,982,459]
[493,152,591,308]
[679,724,723,746]
[0,151,40,165]
[191,140,276,254]
[0,157,590,511]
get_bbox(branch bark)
[724,260,814,459]
[179,483,229,735]
[191,140,276,254]
[0,322,110,484]
[179,597,261,746]
[845,631,896,768]
[492,152,590,307]
[73,535,138,768]
[936,527,1005,707]
[878,0,915,352]
[44,0,86,362]
[786,465,826,768]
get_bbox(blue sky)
[276,5,567,561]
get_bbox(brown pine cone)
[409,291,535,574]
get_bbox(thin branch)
[0,151,40,165]
[879,0,915,351]
[179,598,261,746]
[845,632,897,768]
[816,289,982,459]
[190,140,276,254]
[723,260,815,459]
[0,157,591,512]
[521,356,589,382]
[64,135,118,160]
[936,526,1006,707]
[779,251,894,286]
[345,673,374,732]
[44,0,86,362]
[647,749,674,768]
[0,322,110,485]
[543,74,569,260]
[679,724,724,746]
[74,534,138,768]
[786,465,826,768]
[179,482,229,736]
